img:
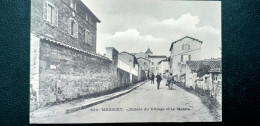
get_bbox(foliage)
[197,64,211,77]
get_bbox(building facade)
[149,55,167,75]
[169,36,202,78]
[30,0,115,109]
[31,0,100,52]
[158,59,170,75]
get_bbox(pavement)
[30,80,147,119]
[31,80,217,123]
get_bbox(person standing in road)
[156,73,162,89]
[151,73,155,84]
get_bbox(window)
[181,55,191,62]
[182,44,190,50]
[86,13,89,21]
[156,67,159,70]
[151,62,154,65]
[158,62,160,65]
[68,18,78,38]
[43,1,58,27]
[214,75,218,81]
[70,0,76,11]
[89,16,92,25]
[144,62,146,65]
[85,29,91,44]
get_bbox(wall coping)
[32,33,112,62]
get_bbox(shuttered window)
[70,0,77,11]
[189,55,191,61]
[181,55,183,62]
[68,18,78,38]
[43,1,58,27]
[85,29,90,44]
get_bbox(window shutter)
[70,0,73,8]
[74,3,77,11]
[43,1,47,20]
[75,22,78,38]
[85,30,87,43]
[86,13,88,21]
[189,55,191,61]
[181,55,183,62]
[54,8,58,27]
[68,19,71,34]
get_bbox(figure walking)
[151,73,155,84]
[156,73,162,89]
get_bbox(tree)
[197,64,211,78]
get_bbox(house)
[30,0,107,107]
[158,58,170,75]
[149,55,167,75]
[118,51,140,83]
[169,36,202,79]
[134,52,150,78]
[184,60,221,90]
[118,52,139,69]
[31,0,101,52]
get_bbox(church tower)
[145,48,153,55]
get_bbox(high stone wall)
[38,39,117,106]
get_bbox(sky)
[82,0,221,59]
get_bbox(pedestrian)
[165,71,170,86]
[151,73,155,84]
[156,73,162,89]
[168,73,174,90]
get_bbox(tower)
[145,47,153,55]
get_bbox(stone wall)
[31,0,98,53]
[117,68,131,87]
[38,39,117,106]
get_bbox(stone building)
[31,0,100,52]
[169,36,202,78]
[30,0,118,109]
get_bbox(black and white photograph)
[30,0,222,123]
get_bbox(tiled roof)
[169,36,203,51]
[186,60,221,72]
[148,55,167,58]
[209,68,221,73]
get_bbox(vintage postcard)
[30,0,222,123]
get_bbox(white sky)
[82,0,221,59]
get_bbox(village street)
[33,80,214,123]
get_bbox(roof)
[169,36,203,51]
[35,33,109,61]
[158,59,169,64]
[148,55,167,59]
[180,73,186,77]
[186,60,221,72]
[209,68,221,73]
[145,48,153,54]
[119,51,139,65]
[137,57,151,62]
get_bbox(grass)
[175,82,221,121]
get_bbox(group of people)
[150,72,175,90]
